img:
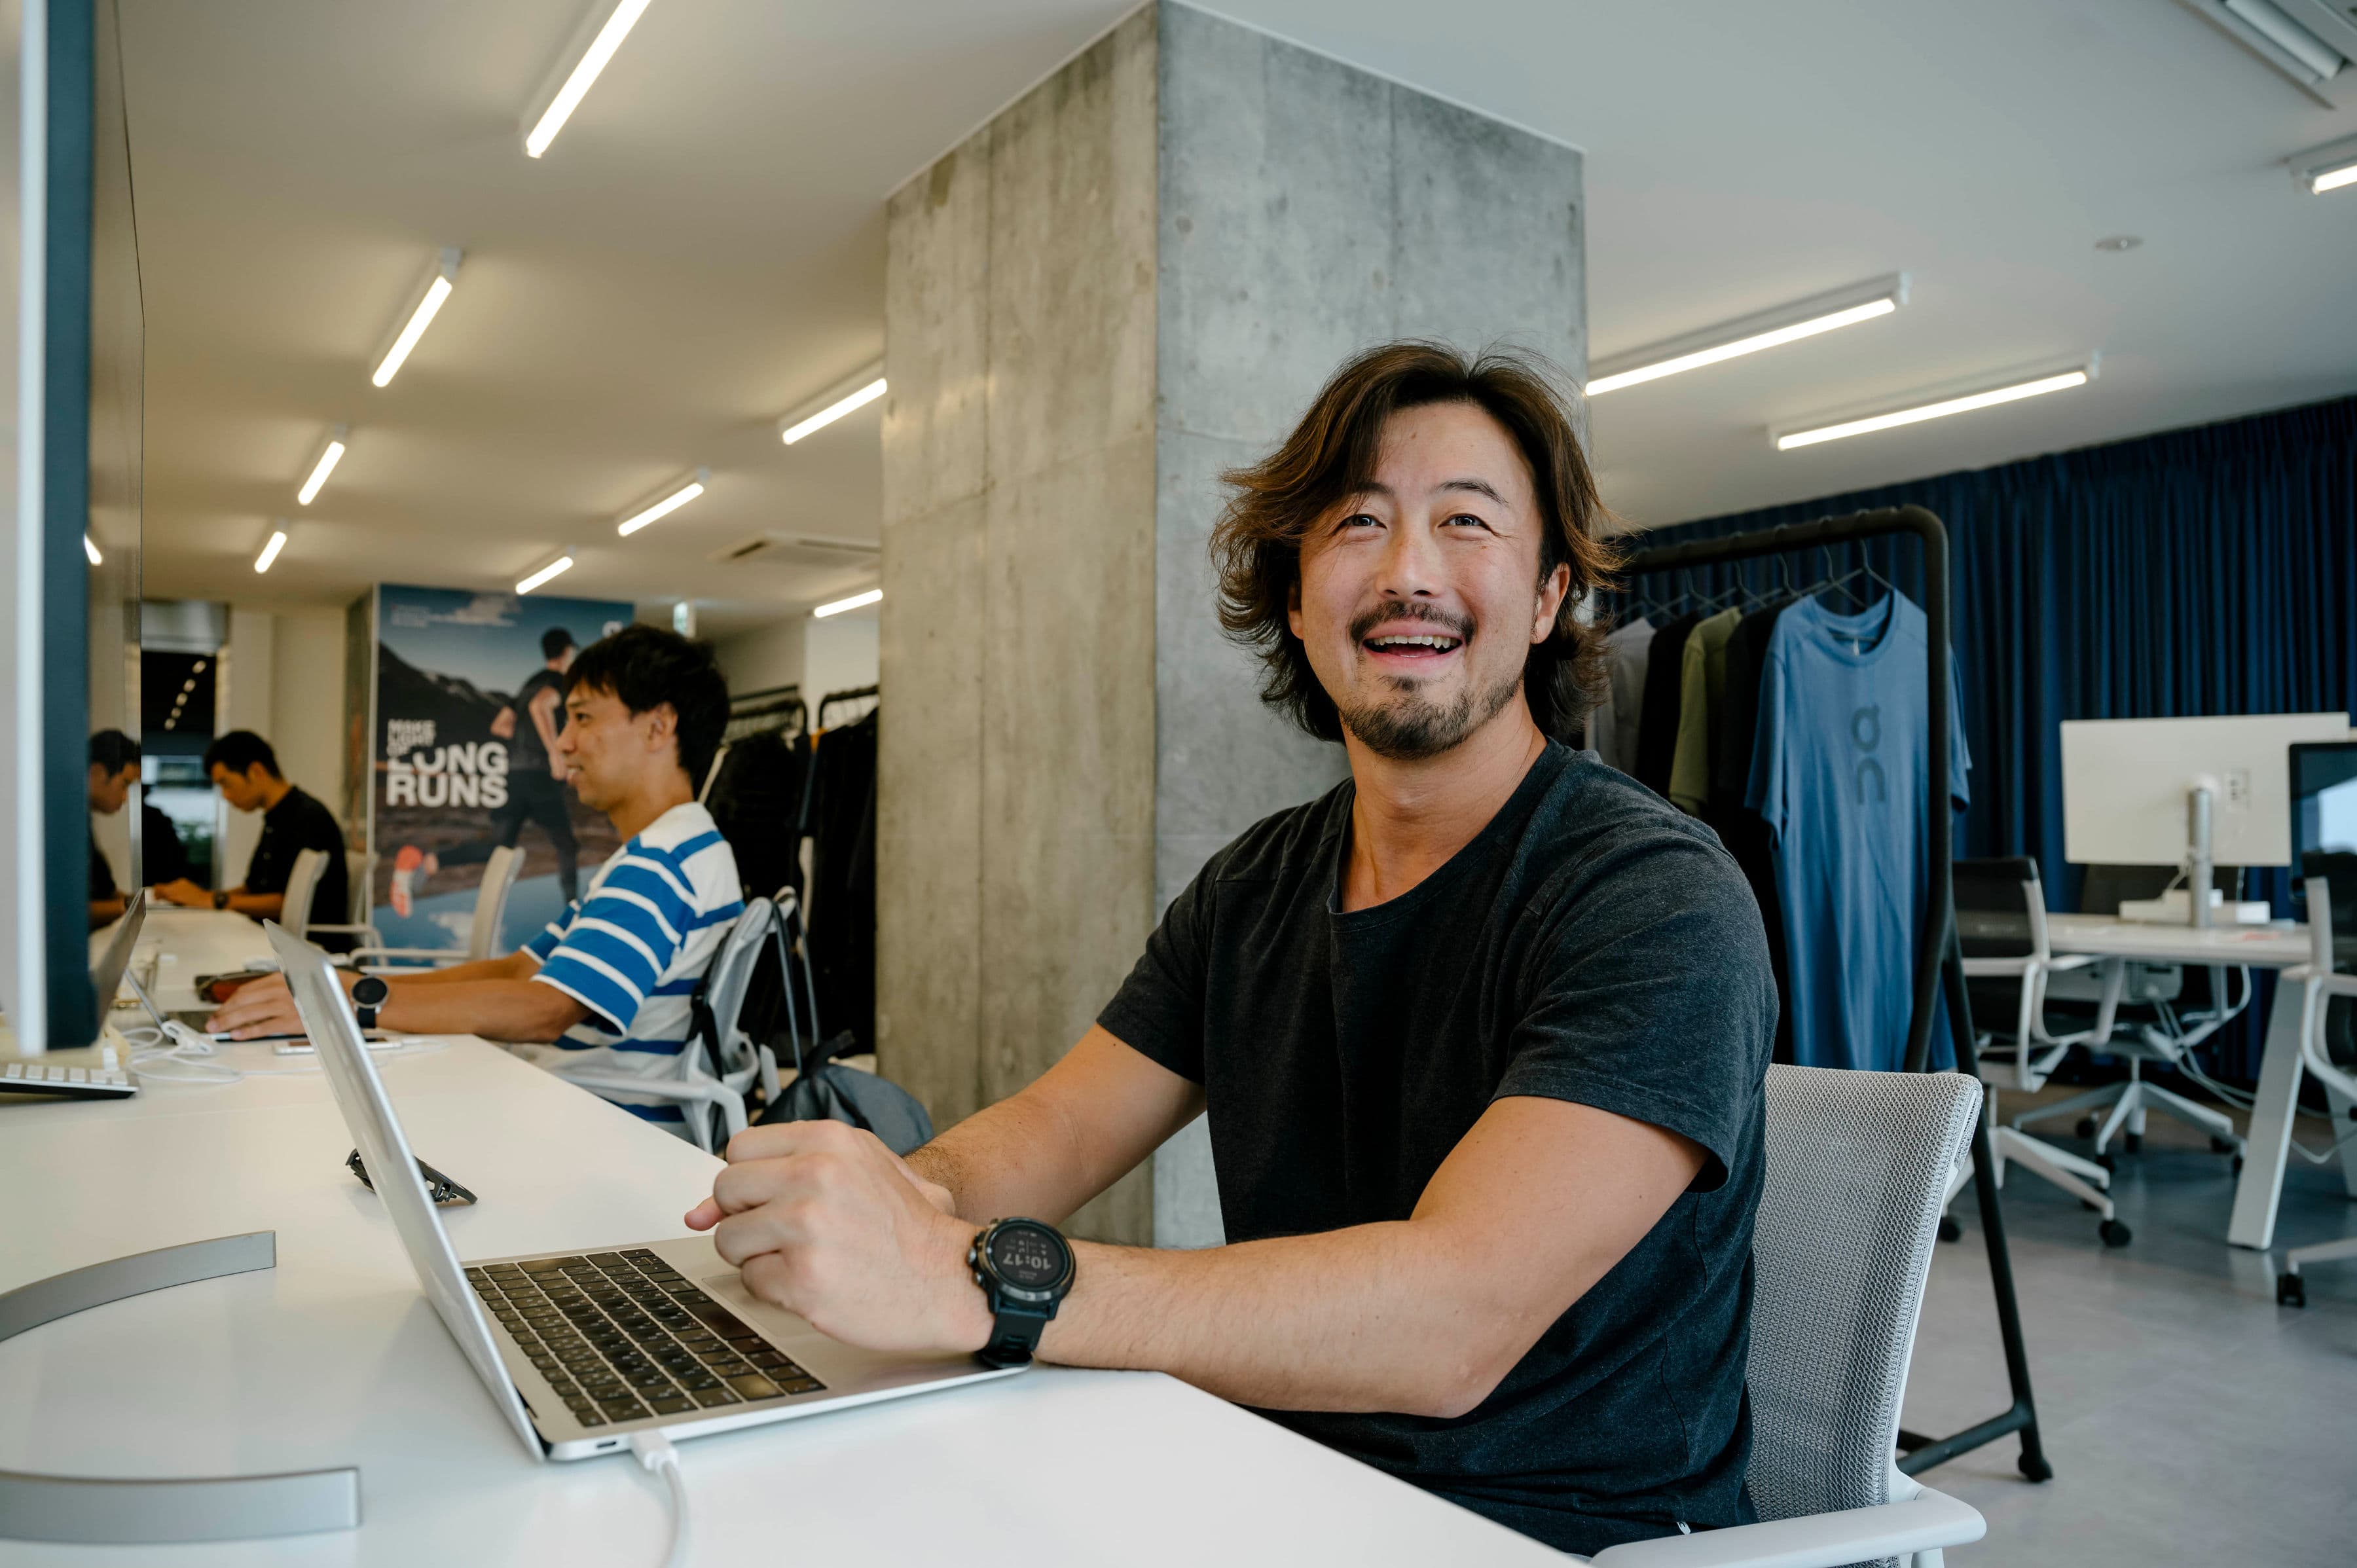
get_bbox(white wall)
[713,617,803,697]
[803,614,877,712]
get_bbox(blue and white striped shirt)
[521,802,743,1127]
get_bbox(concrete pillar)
[879,1,1584,1246]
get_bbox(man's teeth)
[1368,634,1461,650]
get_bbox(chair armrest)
[1959,957,2031,977]
[557,1071,749,1141]
[2045,951,2097,970]
[1585,1489,1984,1568]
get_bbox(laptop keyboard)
[467,1249,826,1428]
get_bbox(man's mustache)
[1347,602,1476,642]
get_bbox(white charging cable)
[628,1430,691,1568]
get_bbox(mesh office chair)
[1588,1067,1986,1568]
[275,848,330,940]
[2013,864,2246,1165]
[299,847,380,951]
[1952,858,2131,1246]
[559,888,816,1153]
[2276,855,2357,1307]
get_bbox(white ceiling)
[123,0,2357,630]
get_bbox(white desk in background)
[2043,915,2356,1250]
[3,1039,1556,1563]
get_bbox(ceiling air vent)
[712,534,882,570]
[2185,0,2357,95]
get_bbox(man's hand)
[206,968,356,1038]
[152,878,211,908]
[684,1121,989,1355]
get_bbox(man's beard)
[1336,604,1524,761]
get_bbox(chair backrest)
[1745,1064,1981,1524]
[1952,856,2045,960]
[345,849,375,924]
[2301,852,2357,974]
[466,845,524,960]
[280,848,329,938]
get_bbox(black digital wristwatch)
[967,1218,1075,1368]
[351,974,390,1030]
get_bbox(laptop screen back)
[88,890,147,1013]
[265,922,543,1457]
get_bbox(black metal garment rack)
[1617,504,2051,1482]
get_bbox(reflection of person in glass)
[391,626,581,917]
[86,729,190,927]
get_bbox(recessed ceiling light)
[1774,359,2098,450]
[780,373,887,445]
[517,555,576,594]
[1585,275,1909,397]
[521,0,651,160]
[372,249,463,387]
[253,528,289,574]
[298,426,349,505]
[2094,235,2143,251]
[813,588,882,619]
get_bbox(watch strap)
[978,1296,1055,1369]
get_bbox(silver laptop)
[265,921,1019,1461]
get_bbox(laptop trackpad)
[694,1269,1000,1391]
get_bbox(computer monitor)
[0,0,143,1053]
[2290,740,2357,917]
[2060,714,2352,922]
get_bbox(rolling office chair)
[297,847,380,951]
[2013,864,2247,1166]
[1952,858,2132,1246]
[2276,854,2357,1308]
[1587,1066,1986,1567]
[274,848,331,941]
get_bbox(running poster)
[367,584,634,955]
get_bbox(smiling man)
[687,343,1774,1553]
[213,626,742,1134]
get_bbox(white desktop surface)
[1,1036,1556,1566]
[2043,913,2312,968]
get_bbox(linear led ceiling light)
[371,248,463,386]
[615,467,710,536]
[1774,358,2098,451]
[813,588,882,619]
[82,534,101,565]
[297,426,350,505]
[1585,274,1909,397]
[253,527,289,574]
[521,0,651,159]
[517,555,576,594]
[2292,133,2357,193]
[780,369,886,445]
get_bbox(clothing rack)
[1617,504,2051,1484]
[726,683,809,742]
[815,684,879,729]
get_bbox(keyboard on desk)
[467,1249,826,1429]
[1,1060,137,1099]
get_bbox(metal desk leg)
[2227,974,2313,1250]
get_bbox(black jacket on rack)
[706,727,812,902]
[803,710,877,1055]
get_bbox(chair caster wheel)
[2094,1152,2116,1173]
[2018,1452,2054,1483]
[2277,1272,2306,1308]
[2075,1115,2097,1140]
[2123,1132,2142,1155]
[2210,1135,2237,1154]
[1937,1215,1964,1243]
[2099,1218,2132,1247]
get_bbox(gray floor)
[1901,1081,2357,1567]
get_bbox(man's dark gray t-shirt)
[1097,742,1774,1556]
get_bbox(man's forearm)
[381,978,580,1042]
[396,953,536,987]
[224,889,282,919]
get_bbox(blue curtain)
[1630,394,2357,1078]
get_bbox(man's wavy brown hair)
[1210,341,1619,746]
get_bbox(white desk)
[2,1039,1556,1564]
[2044,915,2356,1250]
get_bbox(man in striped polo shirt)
[211,626,743,1135]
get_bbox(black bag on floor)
[753,1030,934,1156]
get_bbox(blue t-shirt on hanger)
[1747,593,1969,1072]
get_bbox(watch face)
[352,976,390,1006]
[987,1222,1067,1289]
